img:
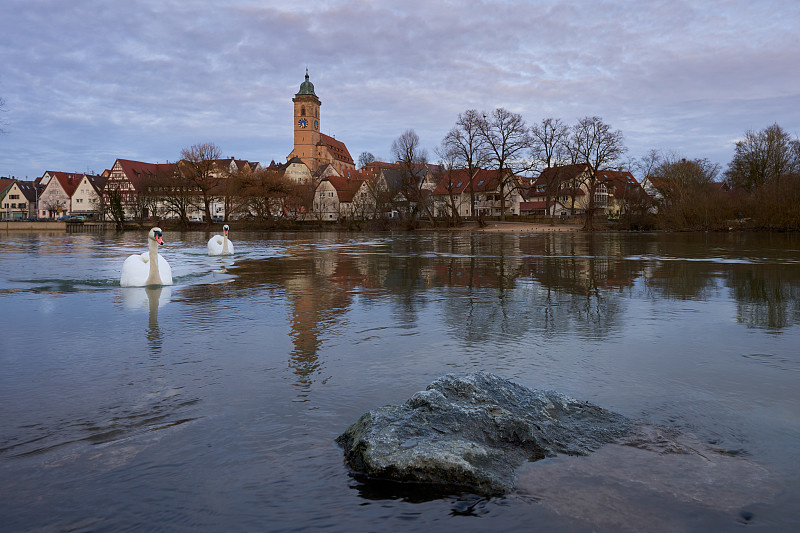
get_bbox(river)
[1,229,798,532]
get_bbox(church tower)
[287,70,355,175]
[290,69,322,171]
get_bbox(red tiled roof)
[0,178,15,194]
[644,175,676,192]
[324,173,366,202]
[597,170,639,189]
[431,168,499,195]
[115,159,176,189]
[320,133,354,165]
[533,163,590,187]
[216,157,259,172]
[49,172,84,197]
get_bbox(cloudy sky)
[2,0,798,180]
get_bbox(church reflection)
[285,252,362,397]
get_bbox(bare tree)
[442,109,489,219]
[433,144,463,226]
[363,170,395,225]
[92,185,125,228]
[146,164,194,227]
[235,167,293,223]
[391,129,436,226]
[655,154,721,229]
[477,108,530,220]
[569,116,626,230]
[179,142,222,224]
[636,149,662,181]
[284,181,316,221]
[357,151,376,169]
[725,123,799,191]
[530,117,570,220]
[531,117,570,170]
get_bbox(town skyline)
[2,0,799,180]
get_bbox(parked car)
[189,216,202,222]
[66,216,85,222]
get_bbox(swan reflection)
[121,286,171,355]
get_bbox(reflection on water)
[119,286,171,356]
[0,230,799,532]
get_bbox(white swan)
[208,224,234,255]
[120,227,173,287]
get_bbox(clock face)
[314,120,319,130]
[298,118,308,128]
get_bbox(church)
[286,71,355,176]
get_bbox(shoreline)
[0,220,586,234]
[425,221,583,233]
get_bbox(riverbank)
[1,219,584,234]
[0,221,112,232]
[476,221,581,233]
[425,220,583,233]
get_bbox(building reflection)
[172,232,800,394]
[285,257,356,395]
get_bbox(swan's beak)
[154,232,164,245]
[224,228,229,236]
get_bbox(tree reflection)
[727,264,800,330]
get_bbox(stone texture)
[337,372,632,495]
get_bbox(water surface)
[1,229,798,531]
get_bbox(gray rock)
[337,372,632,495]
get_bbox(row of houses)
[315,161,648,221]
[1,155,649,223]
[0,171,108,221]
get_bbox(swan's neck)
[145,238,162,286]
[146,287,162,327]
[222,233,229,254]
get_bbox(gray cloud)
[1,0,798,178]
